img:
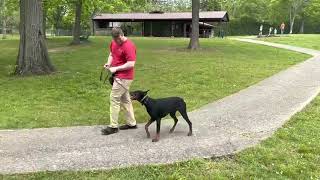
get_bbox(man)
[280,22,285,35]
[259,24,263,36]
[101,27,137,135]
[268,27,273,37]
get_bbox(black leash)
[100,68,129,91]
[100,67,115,85]
[99,67,108,83]
[99,62,168,91]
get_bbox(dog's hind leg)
[169,112,178,133]
[180,111,192,136]
[178,102,193,136]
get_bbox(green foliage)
[228,16,269,35]
[1,0,320,36]
[0,0,19,30]
[208,0,319,35]
[200,0,223,11]
[305,0,320,22]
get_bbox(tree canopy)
[0,0,319,36]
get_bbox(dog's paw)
[169,129,174,133]
[187,132,193,136]
[147,134,151,138]
[152,138,159,142]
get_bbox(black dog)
[130,90,192,142]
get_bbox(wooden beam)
[92,20,95,36]
[171,21,174,37]
[150,21,153,36]
[141,22,144,36]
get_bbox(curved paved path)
[1,39,320,174]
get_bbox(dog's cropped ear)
[145,90,150,94]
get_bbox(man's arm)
[104,53,113,68]
[109,61,135,73]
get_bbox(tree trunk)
[289,8,295,34]
[299,19,305,34]
[15,0,55,75]
[43,4,47,39]
[232,0,237,17]
[2,0,7,39]
[71,0,82,45]
[2,17,6,39]
[289,1,302,35]
[90,9,97,36]
[289,17,295,34]
[188,0,199,50]
[54,6,64,36]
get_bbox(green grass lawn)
[0,36,309,129]
[259,34,320,50]
[1,36,318,179]
[3,87,320,179]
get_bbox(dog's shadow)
[97,120,192,142]
[139,120,191,140]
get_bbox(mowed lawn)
[260,34,320,50]
[1,37,319,179]
[0,36,309,130]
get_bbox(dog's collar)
[140,95,149,105]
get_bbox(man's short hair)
[111,27,124,38]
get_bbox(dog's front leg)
[145,119,153,138]
[152,119,161,142]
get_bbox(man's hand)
[104,63,110,69]
[109,67,118,74]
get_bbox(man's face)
[113,35,124,45]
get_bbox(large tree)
[288,0,305,34]
[298,0,310,33]
[71,0,82,45]
[188,0,200,50]
[15,0,55,75]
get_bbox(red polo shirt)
[109,39,136,80]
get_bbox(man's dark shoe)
[101,127,119,135]
[119,124,138,130]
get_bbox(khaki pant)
[109,78,136,128]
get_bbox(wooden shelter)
[92,11,229,38]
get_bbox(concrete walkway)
[1,39,320,174]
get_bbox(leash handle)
[99,66,129,92]
[99,67,104,81]
[100,67,110,83]
[100,67,116,86]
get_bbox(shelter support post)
[171,21,174,37]
[141,22,144,36]
[150,21,153,36]
[92,21,95,36]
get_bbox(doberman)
[130,90,192,142]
